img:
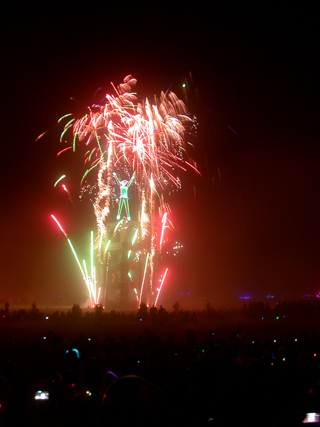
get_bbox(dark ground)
[1,303,320,426]
[1,313,320,342]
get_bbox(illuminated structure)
[102,219,140,307]
[49,76,199,308]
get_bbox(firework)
[50,215,100,305]
[50,76,198,307]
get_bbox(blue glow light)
[65,348,80,358]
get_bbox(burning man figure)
[113,172,134,220]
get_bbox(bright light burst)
[49,76,199,307]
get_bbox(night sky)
[1,3,319,308]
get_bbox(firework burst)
[50,76,199,307]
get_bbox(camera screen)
[303,413,320,423]
[34,390,49,401]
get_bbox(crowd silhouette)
[0,299,320,425]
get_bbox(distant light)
[239,296,251,300]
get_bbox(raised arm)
[113,172,121,186]
[128,172,135,187]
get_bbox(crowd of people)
[3,297,320,323]
[0,299,320,425]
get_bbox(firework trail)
[50,215,100,305]
[52,75,199,306]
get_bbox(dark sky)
[1,3,319,307]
